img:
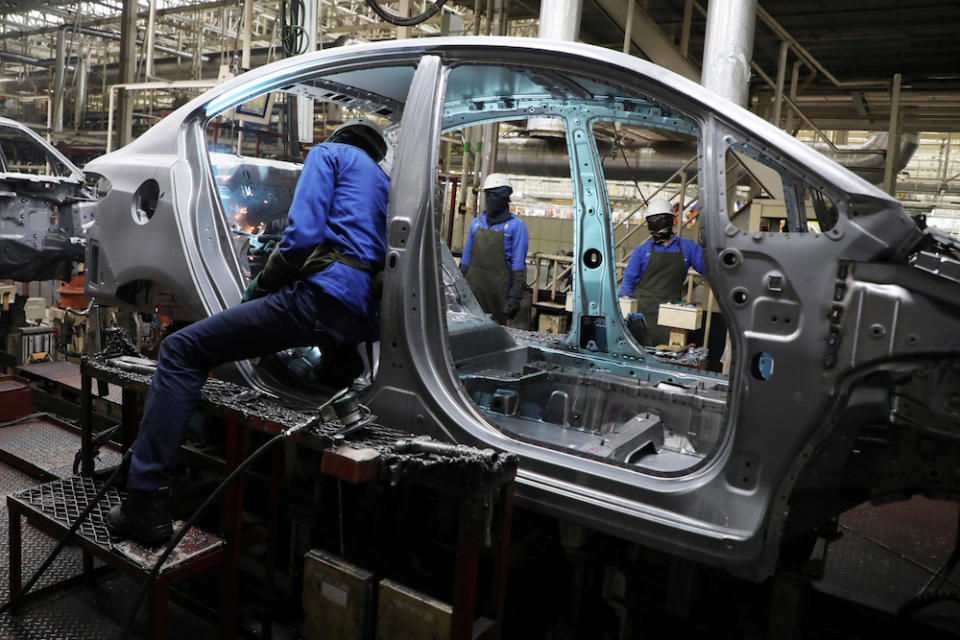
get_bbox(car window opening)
[203,64,413,395]
[440,64,730,477]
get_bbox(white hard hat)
[482,173,513,191]
[643,199,674,219]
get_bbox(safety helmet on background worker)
[482,173,513,192]
[643,198,674,219]
[327,117,388,163]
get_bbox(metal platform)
[6,476,228,640]
[0,414,123,480]
[815,496,960,632]
[17,361,122,404]
[9,476,224,572]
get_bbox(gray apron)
[465,226,511,324]
[634,247,686,346]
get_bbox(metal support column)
[242,0,254,70]
[73,57,87,130]
[622,0,635,54]
[297,0,318,144]
[145,0,158,78]
[117,0,138,148]
[397,0,410,39]
[53,28,66,132]
[772,40,789,128]
[538,0,582,41]
[680,0,693,59]
[883,73,903,196]
[702,0,758,107]
[785,61,800,132]
[938,132,952,193]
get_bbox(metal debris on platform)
[113,522,224,573]
[85,328,518,489]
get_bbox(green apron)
[633,247,686,346]
[465,226,511,324]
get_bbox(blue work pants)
[127,280,365,490]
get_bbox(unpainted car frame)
[0,116,95,282]
[84,38,960,580]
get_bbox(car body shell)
[84,38,960,580]
[0,116,94,282]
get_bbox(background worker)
[107,118,390,546]
[460,173,529,324]
[619,198,704,346]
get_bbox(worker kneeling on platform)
[107,118,390,546]
[459,173,529,325]
[618,199,704,347]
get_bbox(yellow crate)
[302,549,375,640]
[657,303,703,330]
[538,314,568,334]
[377,578,451,640]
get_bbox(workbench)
[8,328,518,639]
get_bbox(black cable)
[119,431,286,639]
[73,424,123,476]
[898,507,960,618]
[0,450,133,616]
[281,0,308,57]
[899,589,960,617]
[119,387,347,638]
[364,0,450,27]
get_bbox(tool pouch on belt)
[299,242,375,278]
[259,247,301,292]
[301,243,385,339]
[260,242,377,292]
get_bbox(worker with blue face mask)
[107,118,390,546]
[619,198,704,346]
[459,173,529,324]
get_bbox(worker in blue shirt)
[107,118,390,546]
[460,173,529,324]
[619,199,704,346]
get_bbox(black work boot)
[106,488,173,546]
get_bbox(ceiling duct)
[808,132,919,185]
[494,132,918,186]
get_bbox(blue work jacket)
[618,235,705,297]
[462,213,529,272]
[279,143,389,317]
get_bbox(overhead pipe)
[701,0,757,107]
[52,23,209,134]
[811,132,917,185]
[494,133,917,186]
[0,50,69,69]
[64,25,207,61]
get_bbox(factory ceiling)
[0,0,957,131]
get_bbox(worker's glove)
[459,262,469,277]
[260,246,300,292]
[241,272,269,302]
[503,287,523,320]
[251,233,281,256]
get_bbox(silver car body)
[84,38,960,580]
[0,116,94,282]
